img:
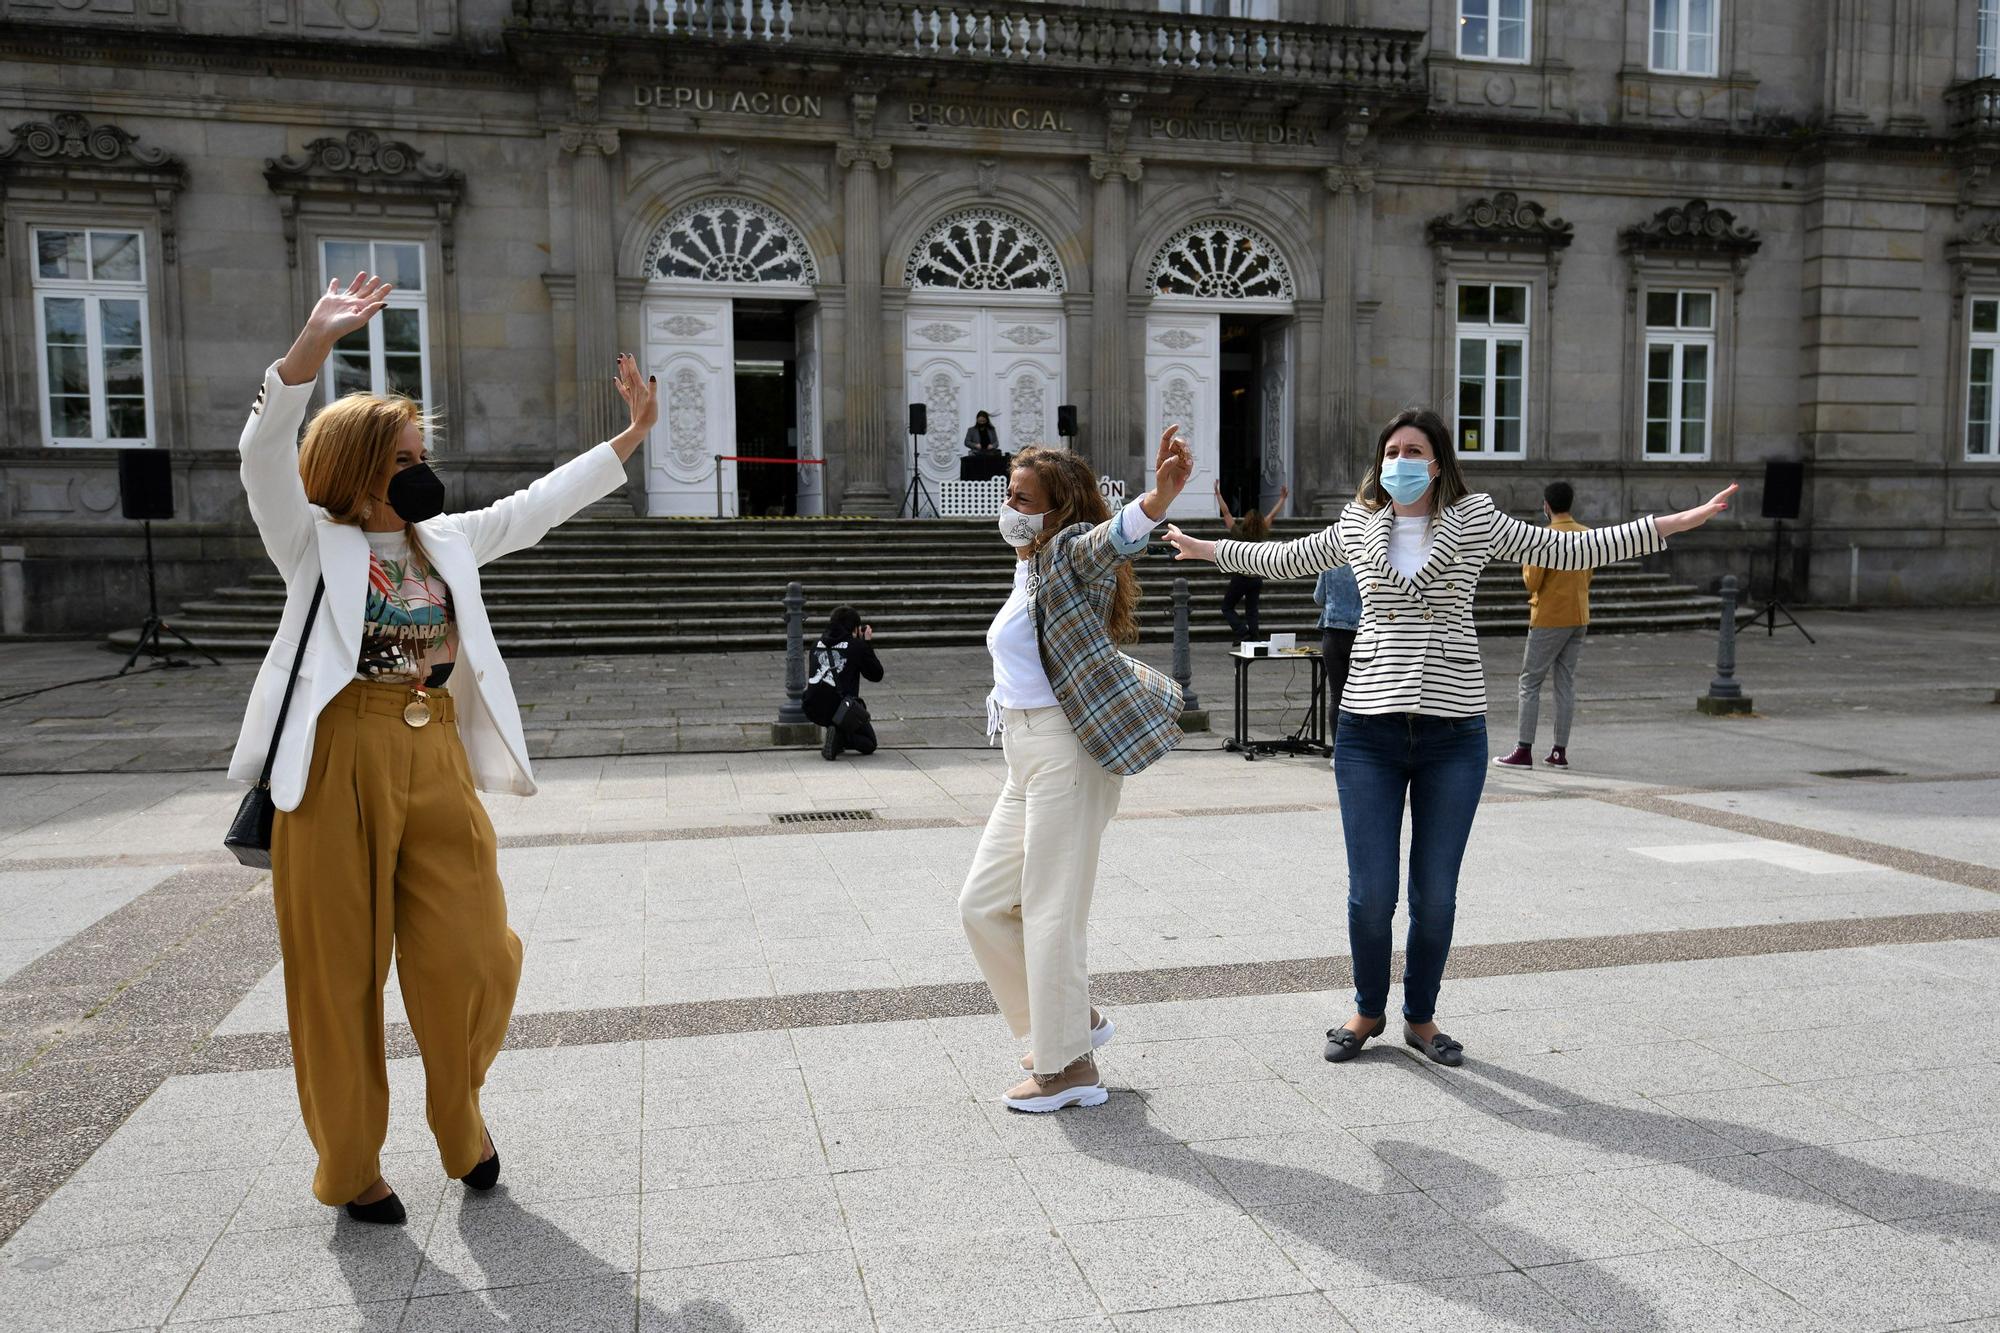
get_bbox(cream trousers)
[958,705,1124,1076]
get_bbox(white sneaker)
[1003,1081,1110,1113]
[1019,1014,1115,1070]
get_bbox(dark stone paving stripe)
[0,866,277,1242]
[178,907,2000,1077]
[1604,792,2000,894]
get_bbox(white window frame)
[316,237,432,411]
[1457,0,1531,64]
[1983,0,2000,79]
[1642,288,1717,461]
[1649,0,1718,77]
[1452,281,1530,461]
[30,225,155,449]
[1967,295,2000,461]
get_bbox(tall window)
[1455,282,1529,459]
[1459,0,1529,63]
[1650,0,1717,76]
[318,239,429,408]
[1983,0,2000,78]
[1968,298,2000,460]
[31,227,152,447]
[1643,289,1715,459]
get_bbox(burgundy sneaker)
[1544,747,1569,769]
[1492,745,1533,769]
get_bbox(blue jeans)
[1333,711,1488,1024]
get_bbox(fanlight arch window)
[1146,219,1295,300]
[643,196,818,286]
[905,208,1066,293]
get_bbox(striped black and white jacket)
[1214,494,1664,718]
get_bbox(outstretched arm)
[1165,521,1347,579]
[1215,481,1236,529]
[1263,485,1290,523]
[1063,423,1193,581]
[1487,484,1737,570]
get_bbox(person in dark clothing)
[964,411,1000,453]
[1216,481,1288,644]
[803,606,882,760]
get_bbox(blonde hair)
[1011,445,1142,645]
[298,392,440,570]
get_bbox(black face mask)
[384,463,446,524]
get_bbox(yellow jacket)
[1523,513,1592,628]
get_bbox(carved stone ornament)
[1,113,186,261]
[997,324,1055,346]
[1147,219,1295,300]
[1214,171,1238,209]
[264,129,465,272]
[1089,152,1143,183]
[657,315,714,338]
[925,372,962,470]
[912,321,970,344]
[1153,328,1202,350]
[665,366,710,473]
[1009,376,1046,449]
[644,196,819,286]
[1426,191,1575,250]
[1954,214,2000,248]
[713,147,742,186]
[1619,199,1761,257]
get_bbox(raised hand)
[613,353,658,434]
[1163,522,1216,563]
[1658,482,1739,536]
[278,273,392,385]
[1141,423,1193,520]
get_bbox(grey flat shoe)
[1404,1026,1465,1068]
[1324,1017,1386,1063]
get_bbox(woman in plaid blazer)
[1166,408,1735,1070]
[959,427,1193,1113]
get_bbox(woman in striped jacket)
[1164,408,1734,1068]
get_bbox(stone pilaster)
[836,97,894,514]
[560,121,621,452]
[1318,123,1374,515]
[1089,153,1142,479]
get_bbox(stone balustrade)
[1946,77,2000,133]
[512,0,1426,90]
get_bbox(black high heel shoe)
[459,1134,500,1192]
[1323,1016,1386,1063]
[343,1191,406,1225]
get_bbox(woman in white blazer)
[232,273,657,1222]
[1165,408,1734,1069]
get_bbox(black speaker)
[1760,460,1804,521]
[119,449,174,521]
[908,403,927,436]
[1057,404,1078,437]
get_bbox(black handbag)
[224,578,325,869]
[830,694,869,730]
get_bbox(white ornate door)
[1144,310,1219,520]
[1259,319,1293,514]
[794,304,823,517]
[644,295,736,516]
[905,301,1064,514]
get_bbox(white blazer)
[1216,493,1664,718]
[227,361,629,811]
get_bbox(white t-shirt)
[1386,514,1434,580]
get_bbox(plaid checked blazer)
[1029,517,1185,777]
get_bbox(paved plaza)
[1,609,1998,1330]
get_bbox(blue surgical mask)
[1379,458,1435,506]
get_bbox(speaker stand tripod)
[1750,519,1815,644]
[900,430,936,519]
[119,519,220,675]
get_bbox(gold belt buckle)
[402,687,433,728]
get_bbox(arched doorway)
[1142,218,1297,521]
[641,196,822,516]
[902,208,1067,511]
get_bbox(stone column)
[1089,152,1142,480]
[1318,125,1375,515]
[836,103,894,515]
[562,125,621,451]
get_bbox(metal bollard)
[1170,577,1208,731]
[771,580,818,744]
[1696,575,1754,715]
[0,546,24,637]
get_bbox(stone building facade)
[1,0,1996,632]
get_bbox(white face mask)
[997,504,1047,549]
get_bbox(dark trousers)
[1332,711,1488,1024]
[831,710,877,755]
[1221,575,1263,642]
[1319,627,1355,736]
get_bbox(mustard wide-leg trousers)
[271,680,522,1206]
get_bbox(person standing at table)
[1312,564,1361,752]
[964,410,1000,453]
[1495,481,1592,771]
[1163,408,1735,1069]
[1216,481,1288,644]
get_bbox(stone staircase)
[107,517,1728,656]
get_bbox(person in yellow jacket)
[1495,481,1592,770]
